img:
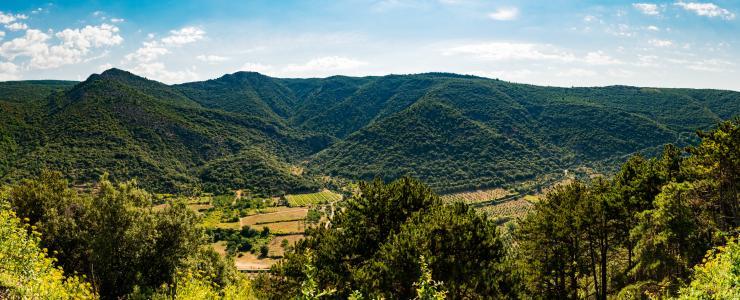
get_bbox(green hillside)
[0,69,329,194]
[0,69,737,195]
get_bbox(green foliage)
[296,250,335,300]
[2,70,738,195]
[4,171,207,299]
[676,236,740,300]
[0,69,327,195]
[306,208,321,224]
[148,269,256,300]
[0,195,95,299]
[413,256,447,300]
[514,119,740,299]
[269,177,510,299]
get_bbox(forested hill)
[0,68,738,193]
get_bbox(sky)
[0,1,738,90]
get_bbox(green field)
[285,190,342,207]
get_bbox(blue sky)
[0,1,738,90]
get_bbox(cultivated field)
[254,220,307,235]
[234,252,276,272]
[240,207,308,226]
[440,188,514,204]
[285,189,342,207]
[268,234,304,257]
[202,190,340,272]
[478,198,534,220]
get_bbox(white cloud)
[607,24,635,37]
[444,42,576,62]
[125,26,206,63]
[635,54,660,67]
[56,24,123,49]
[674,2,735,20]
[0,12,24,25]
[632,3,660,16]
[0,61,19,80]
[5,23,27,31]
[488,7,519,21]
[284,56,368,73]
[130,62,198,83]
[110,18,125,23]
[240,62,273,73]
[196,54,229,63]
[125,41,169,62]
[0,24,123,69]
[0,31,4,39]
[646,25,660,31]
[0,29,51,61]
[649,39,673,47]
[583,15,601,23]
[583,51,623,65]
[161,27,205,46]
[686,58,735,72]
[122,26,207,82]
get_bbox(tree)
[260,245,269,258]
[0,195,95,299]
[676,236,740,300]
[517,179,627,299]
[685,119,740,231]
[357,202,510,298]
[516,181,589,299]
[5,172,206,299]
[630,182,706,290]
[268,177,509,298]
[413,256,447,300]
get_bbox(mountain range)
[0,68,737,194]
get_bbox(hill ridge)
[0,68,737,194]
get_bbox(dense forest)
[0,69,738,195]
[0,119,738,299]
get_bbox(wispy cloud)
[583,51,623,65]
[488,7,519,21]
[125,26,205,63]
[240,62,273,73]
[123,26,206,83]
[674,2,735,20]
[632,3,661,16]
[161,27,205,46]
[444,42,575,62]
[649,39,673,47]
[196,54,229,63]
[130,62,198,83]
[284,56,368,74]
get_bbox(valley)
[0,69,738,299]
